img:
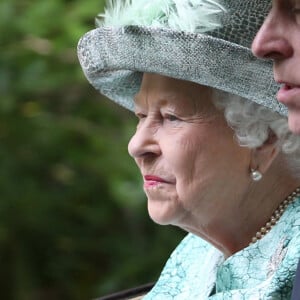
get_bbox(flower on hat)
[97,0,226,33]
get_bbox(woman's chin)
[148,210,171,225]
[147,201,176,226]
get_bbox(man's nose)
[252,13,293,60]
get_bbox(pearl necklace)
[250,187,300,245]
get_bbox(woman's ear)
[250,131,280,174]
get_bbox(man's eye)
[292,6,300,24]
[292,7,300,13]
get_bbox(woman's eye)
[165,114,179,122]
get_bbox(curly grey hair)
[212,91,300,177]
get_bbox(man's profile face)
[252,0,300,133]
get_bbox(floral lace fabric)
[144,197,300,299]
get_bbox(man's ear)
[250,131,280,174]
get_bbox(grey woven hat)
[77,0,288,116]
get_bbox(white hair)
[212,90,300,177]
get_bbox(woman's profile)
[78,0,300,298]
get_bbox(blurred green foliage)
[0,0,185,299]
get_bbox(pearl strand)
[250,187,300,245]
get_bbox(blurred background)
[0,0,185,299]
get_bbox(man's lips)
[280,83,299,90]
[277,82,300,106]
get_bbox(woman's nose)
[252,14,293,60]
[128,123,161,159]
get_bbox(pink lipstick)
[143,175,170,189]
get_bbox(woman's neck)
[182,169,300,258]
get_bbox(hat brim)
[77,26,288,116]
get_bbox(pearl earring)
[251,169,262,181]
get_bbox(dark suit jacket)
[292,261,300,300]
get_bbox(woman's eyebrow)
[133,92,178,104]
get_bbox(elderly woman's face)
[128,74,251,229]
